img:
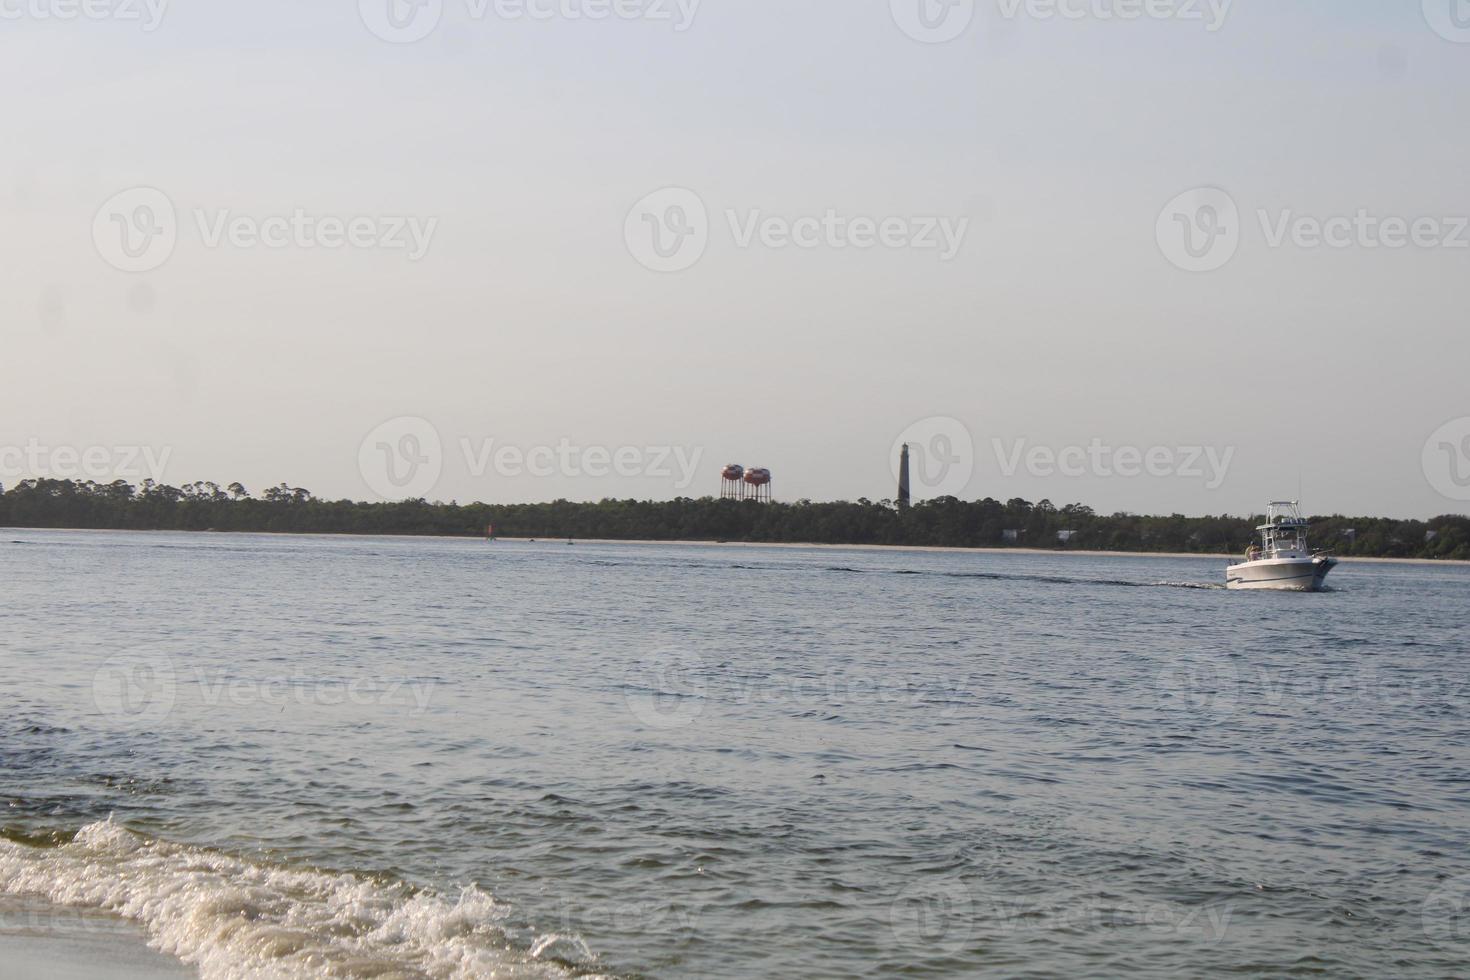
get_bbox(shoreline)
[7,526,1468,567]
[493,537,1470,566]
[0,893,192,979]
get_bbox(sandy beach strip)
[7,525,1466,566]
[0,893,193,979]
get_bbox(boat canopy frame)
[1254,501,1311,555]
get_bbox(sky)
[3,0,1468,518]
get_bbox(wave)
[0,819,612,980]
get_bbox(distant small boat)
[1226,501,1338,591]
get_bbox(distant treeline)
[2,478,1467,560]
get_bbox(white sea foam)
[0,820,610,979]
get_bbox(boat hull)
[1226,556,1337,591]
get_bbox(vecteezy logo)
[624,187,709,273]
[1423,875,1470,953]
[1156,187,1240,272]
[93,187,177,273]
[1423,417,1470,502]
[1423,0,1470,42]
[359,416,443,501]
[889,877,974,955]
[892,417,975,501]
[359,0,443,43]
[1157,660,1239,717]
[890,0,975,43]
[92,648,177,726]
[622,648,707,729]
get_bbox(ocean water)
[1,529,1467,978]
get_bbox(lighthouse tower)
[898,443,911,507]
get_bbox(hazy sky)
[4,1,1467,518]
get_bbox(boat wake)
[0,819,610,980]
[574,555,1226,591]
[882,567,1224,591]
[1154,581,1228,591]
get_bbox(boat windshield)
[1264,525,1306,551]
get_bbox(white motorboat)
[1226,501,1339,591]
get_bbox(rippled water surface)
[2,529,1468,978]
